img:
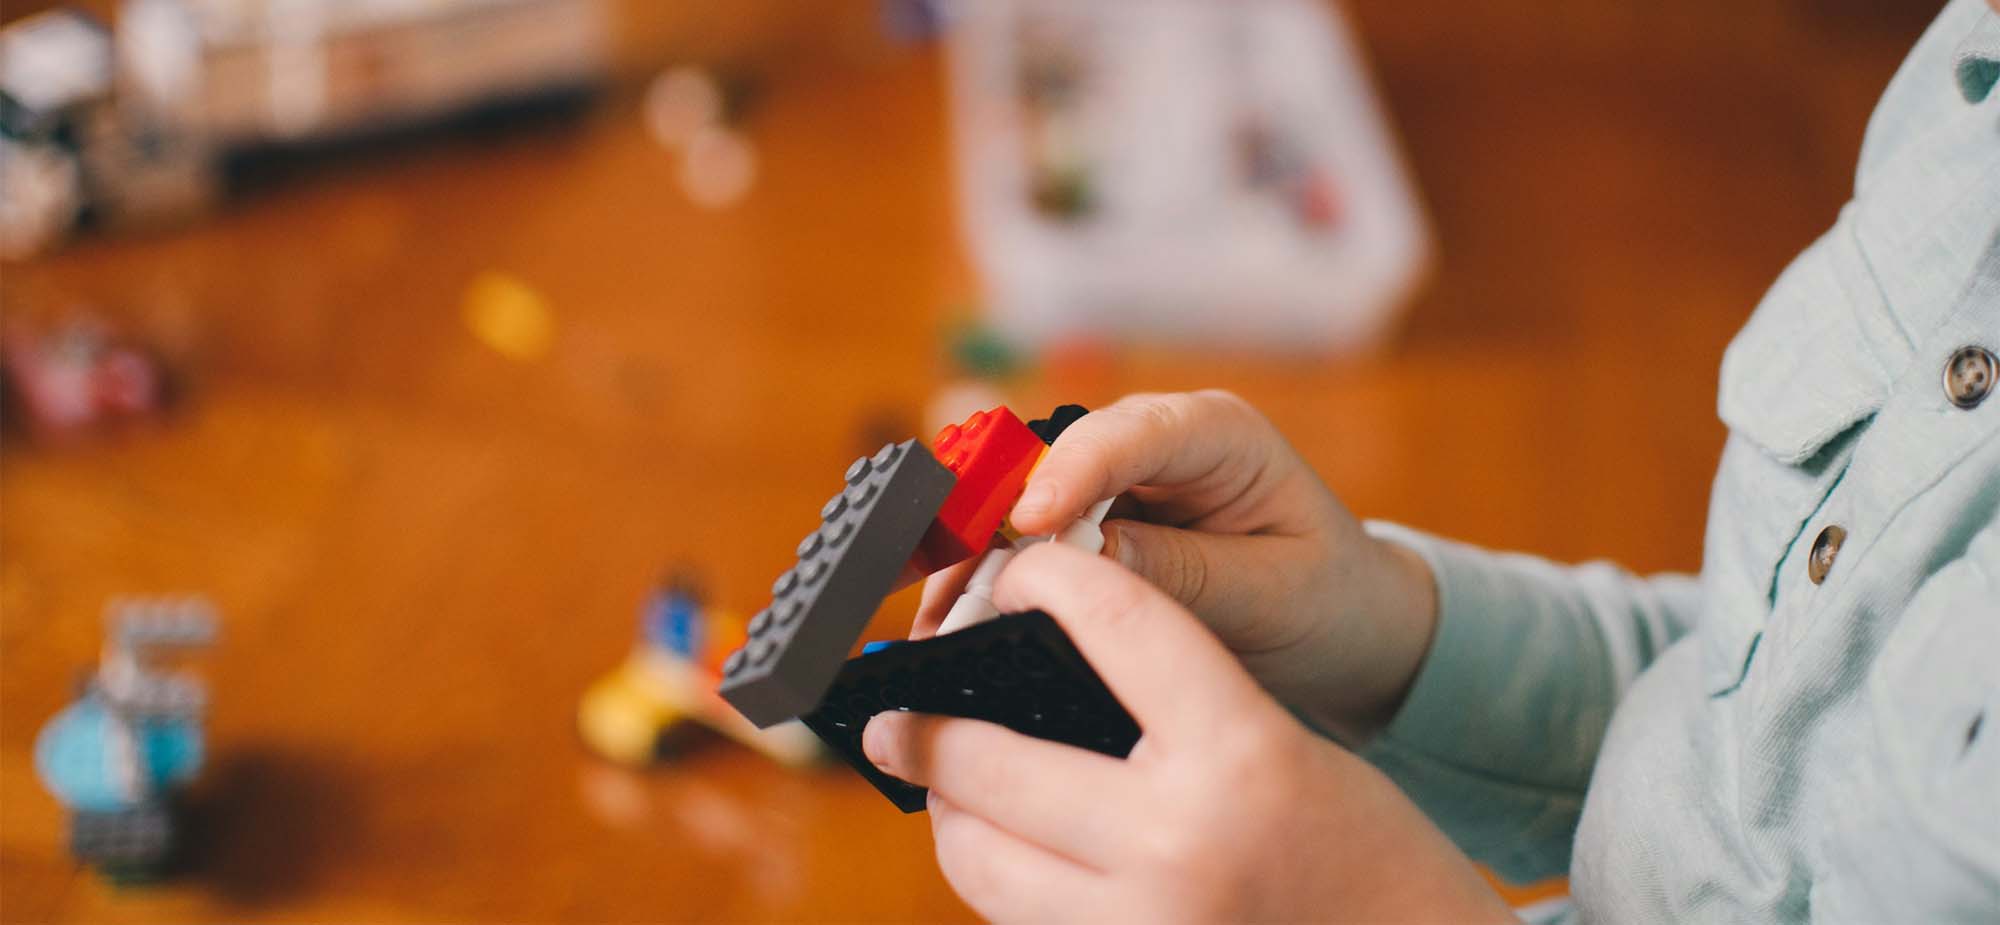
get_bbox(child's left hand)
[862,542,1513,924]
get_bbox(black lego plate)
[800,609,1141,812]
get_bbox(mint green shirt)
[1361,1,2000,919]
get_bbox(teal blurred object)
[34,696,203,814]
[30,596,216,880]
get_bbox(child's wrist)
[1315,534,1441,744]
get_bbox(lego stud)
[872,443,900,466]
[822,494,850,521]
[846,481,879,507]
[774,600,803,626]
[845,455,875,484]
[801,559,828,585]
[724,648,748,676]
[797,532,825,559]
[824,520,854,546]
[773,569,800,598]
[936,423,963,455]
[749,608,773,636]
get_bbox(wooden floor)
[0,2,1938,921]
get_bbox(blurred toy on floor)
[0,9,119,257]
[578,572,821,768]
[0,0,610,256]
[1,312,172,442]
[34,597,218,884]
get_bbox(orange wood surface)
[1,2,1935,921]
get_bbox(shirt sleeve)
[1355,521,1704,883]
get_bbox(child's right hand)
[913,390,1441,742]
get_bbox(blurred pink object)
[2,316,167,437]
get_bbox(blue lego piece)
[642,586,705,660]
[34,697,202,813]
[860,640,900,655]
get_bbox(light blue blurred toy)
[34,597,215,881]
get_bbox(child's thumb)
[1105,520,1217,609]
[1104,521,1306,645]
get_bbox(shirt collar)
[1958,11,2000,101]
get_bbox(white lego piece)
[103,708,149,802]
[1055,497,1114,554]
[935,542,1019,636]
[935,496,1112,636]
[100,596,217,717]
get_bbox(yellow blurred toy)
[578,574,820,767]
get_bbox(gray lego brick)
[115,676,206,719]
[111,597,218,649]
[720,440,955,727]
[70,804,174,868]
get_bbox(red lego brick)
[905,406,1044,579]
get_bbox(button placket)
[1783,336,1999,656]
[1781,514,1855,657]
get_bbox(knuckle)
[1133,392,1196,435]
[1191,388,1252,416]
[1097,392,1189,446]
[1104,390,1170,415]
[1131,812,1201,873]
[1052,426,1119,474]
[1193,388,1279,442]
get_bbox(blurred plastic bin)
[947,0,1429,351]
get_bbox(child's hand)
[872,543,1510,924]
[915,390,1438,740]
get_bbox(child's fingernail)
[1106,525,1137,569]
[862,714,899,771]
[1016,483,1056,515]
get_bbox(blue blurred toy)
[35,597,216,882]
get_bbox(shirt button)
[1944,345,1996,409]
[1808,525,1846,585]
